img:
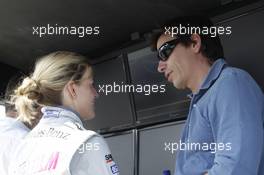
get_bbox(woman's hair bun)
[15,77,43,102]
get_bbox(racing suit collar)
[41,106,84,127]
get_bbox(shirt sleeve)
[70,135,120,175]
[208,70,264,175]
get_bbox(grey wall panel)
[105,133,134,175]
[219,9,264,90]
[128,47,190,122]
[85,56,134,131]
[128,47,190,110]
[139,122,185,175]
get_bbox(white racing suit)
[8,106,120,175]
[0,116,30,175]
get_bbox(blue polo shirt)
[175,59,264,175]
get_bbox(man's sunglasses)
[157,38,181,61]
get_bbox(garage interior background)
[0,0,264,174]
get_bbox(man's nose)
[157,60,167,73]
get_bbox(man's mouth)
[166,71,172,81]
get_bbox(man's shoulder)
[221,66,251,79]
[217,66,256,87]
[214,65,263,98]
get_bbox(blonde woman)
[9,51,119,175]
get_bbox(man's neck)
[188,58,211,94]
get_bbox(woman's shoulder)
[81,131,110,151]
[82,129,100,138]
[83,130,104,142]
[76,132,111,158]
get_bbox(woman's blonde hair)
[12,51,92,128]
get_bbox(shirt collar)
[188,58,227,98]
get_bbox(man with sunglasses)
[152,16,264,175]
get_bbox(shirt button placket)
[188,102,196,141]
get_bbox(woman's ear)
[191,33,202,53]
[65,81,77,99]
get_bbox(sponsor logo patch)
[44,109,60,118]
[105,154,114,163]
[110,164,119,174]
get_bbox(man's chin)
[173,81,185,90]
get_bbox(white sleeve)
[70,136,120,175]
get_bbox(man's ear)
[65,81,77,99]
[190,33,202,53]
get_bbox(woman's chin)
[82,112,95,121]
[88,113,95,120]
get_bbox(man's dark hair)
[152,15,224,62]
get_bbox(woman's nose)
[93,86,99,98]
